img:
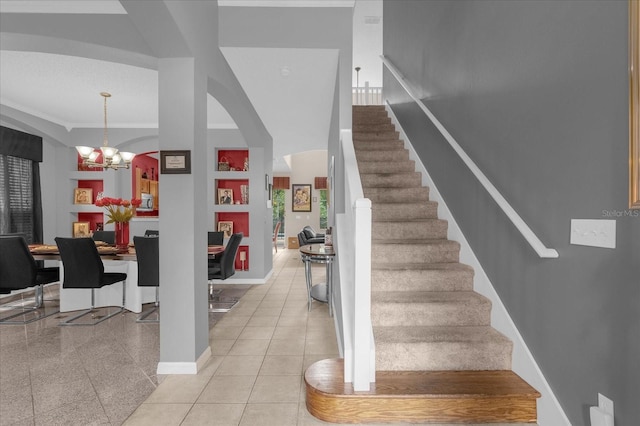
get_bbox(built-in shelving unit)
[69,170,112,234]
[211,147,269,281]
[214,149,250,270]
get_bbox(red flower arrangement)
[95,196,142,224]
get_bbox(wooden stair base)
[305,358,540,424]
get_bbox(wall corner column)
[156,57,209,374]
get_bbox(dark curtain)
[0,126,44,244]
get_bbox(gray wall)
[383,1,639,425]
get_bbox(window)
[0,126,44,243]
[0,155,35,239]
[319,189,327,229]
[272,188,286,237]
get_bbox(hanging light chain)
[101,92,110,147]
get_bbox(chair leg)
[59,287,124,326]
[137,287,159,323]
[0,285,59,325]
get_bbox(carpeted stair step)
[356,149,409,162]
[371,291,492,327]
[364,186,430,203]
[353,116,391,126]
[353,131,400,141]
[357,159,415,174]
[374,325,513,371]
[353,105,386,112]
[371,263,474,292]
[372,218,448,240]
[353,139,405,151]
[361,172,422,188]
[353,122,396,133]
[353,109,389,121]
[372,239,459,264]
[371,201,438,221]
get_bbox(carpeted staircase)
[303,106,540,424]
[352,105,514,372]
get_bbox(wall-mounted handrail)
[381,55,558,259]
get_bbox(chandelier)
[75,92,135,170]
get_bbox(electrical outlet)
[598,393,614,417]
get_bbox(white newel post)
[352,198,373,391]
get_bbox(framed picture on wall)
[74,188,92,204]
[72,221,90,238]
[218,188,233,205]
[292,183,312,212]
[217,221,233,238]
[160,150,191,174]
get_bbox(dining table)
[30,242,226,314]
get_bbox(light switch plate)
[570,219,616,249]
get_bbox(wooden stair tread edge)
[305,359,539,398]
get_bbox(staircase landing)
[305,358,540,424]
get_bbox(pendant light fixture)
[76,92,135,170]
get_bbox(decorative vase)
[114,221,130,251]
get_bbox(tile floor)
[124,249,340,426]
[0,248,340,426]
[1,248,534,426]
[0,283,161,425]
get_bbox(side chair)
[133,236,159,322]
[208,232,243,281]
[207,231,224,246]
[55,237,127,326]
[207,233,243,312]
[0,235,60,324]
[207,231,225,266]
[92,230,115,244]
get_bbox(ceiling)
[0,0,382,173]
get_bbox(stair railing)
[381,55,559,259]
[352,82,383,105]
[336,129,375,391]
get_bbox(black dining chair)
[207,233,243,312]
[207,231,224,246]
[133,236,159,322]
[208,232,242,281]
[207,231,225,266]
[92,230,115,244]
[0,235,60,324]
[55,237,127,326]
[144,230,159,237]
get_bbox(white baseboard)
[386,104,570,426]
[208,268,272,285]
[156,346,212,375]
